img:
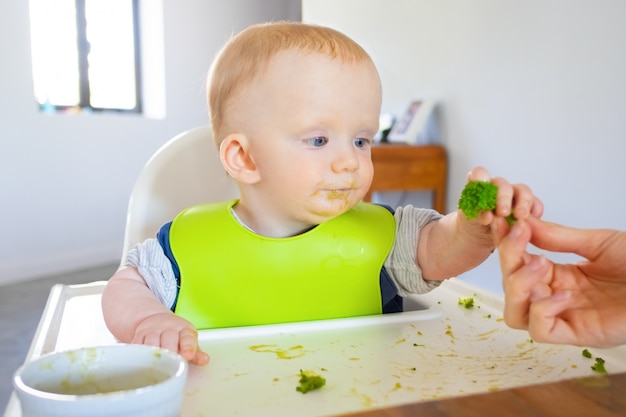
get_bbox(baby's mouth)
[313,180,359,199]
[322,187,357,200]
[324,185,353,191]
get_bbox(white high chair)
[119,126,239,265]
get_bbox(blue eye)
[354,137,371,148]
[307,136,328,147]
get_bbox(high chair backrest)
[120,126,238,265]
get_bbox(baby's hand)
[465,166,543,225]
[131,312,210,366]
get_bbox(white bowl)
[13,344,188,417]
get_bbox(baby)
[102,21,543,366]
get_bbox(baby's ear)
[219,134,260,184]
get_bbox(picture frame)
[387,99,435,144]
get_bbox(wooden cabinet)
[365,143,448,213]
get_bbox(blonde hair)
[207,21,374,143]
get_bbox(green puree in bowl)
[35,367,171,395]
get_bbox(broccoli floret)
[591,357,607,374]
[458,181,497,219]
[458,297,475,309]
[582,348,592,358]
[296,369,326,393]
[458,181,516,225]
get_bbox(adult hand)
[494,216,626,347]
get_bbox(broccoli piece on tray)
[296,369,326,393]
[458,181,516,225]
[591,357,607,374]
[458,297,475,309]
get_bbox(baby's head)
[208,21,379,144]
[207,21,382,233]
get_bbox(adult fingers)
[527,218,609,260]
[492,216,512,247]
[497,220,531,279]
[526,291,577,345]
[530,195,544,219]
[502,254,549,329]
[497,219,534,329]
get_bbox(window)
[28,0,142,113]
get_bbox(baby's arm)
[417,211,495,280]
[101,266,209,365]
[416,166,543,281]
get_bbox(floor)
[0,262,118,412]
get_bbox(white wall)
[0,0,300,285]
[303,0,626,295]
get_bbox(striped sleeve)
[383,205,443,296]
[125,238,178,310]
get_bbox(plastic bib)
[171,200,395,329]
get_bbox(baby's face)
[233,49,382,227]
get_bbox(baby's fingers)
[512,184,535,219]
[491,177,514,217]
[510,183,539,220]
[466,166,491,182]
[179,328,210,366]
[134,331,161,347]
[190,350,210,366]
[160,328,184,353]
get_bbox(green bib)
[171,200,395,329]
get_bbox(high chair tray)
[5,279,626,417]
